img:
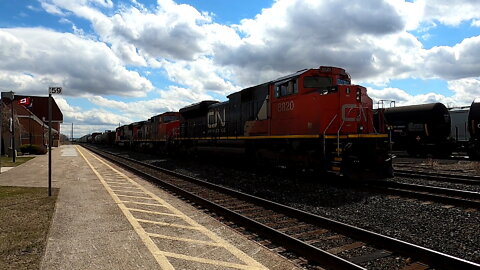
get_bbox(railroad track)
[82,145,480,270]
[394,168,480,185]
[366,181,480,209]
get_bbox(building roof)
[14,95,63,123]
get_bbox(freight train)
[379,99,480,158]
[87,66,394,180]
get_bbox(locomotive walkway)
[0,145,299,270]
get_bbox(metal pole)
[0,99,2,174]
[11,98,15,163]
[71,122,73,143]
[48,93,52,196]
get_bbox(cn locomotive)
[102,66,394,180]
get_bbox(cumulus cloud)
[422,0,480,26]
[423,36,480,79]
[8,0,480,135]
[0,28,153,97]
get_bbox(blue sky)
[1,0,480,137]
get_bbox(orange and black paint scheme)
[174,66,393,180]
[113,66,393,180]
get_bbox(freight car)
[468,98,480,158]
[381,100,480,158]
[382,103,453,157]
[95,130,116,145]
[176,66,393,179]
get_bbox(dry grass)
[0,156,35,168]
[0,186,58,270]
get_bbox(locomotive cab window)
[304,76,332,88]
[275,80,298,98]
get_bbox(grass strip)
[0,186,58,270]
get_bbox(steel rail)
[367,181,480,209]
[394,169,480,185]
[83,145,480,270]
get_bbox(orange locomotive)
[177,66,393,180]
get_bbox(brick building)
[1,95,63,155]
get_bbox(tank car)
[178,66,393,180]
[383,103,453,157]
[468,98,480,158]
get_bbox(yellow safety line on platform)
[161,251,261,270]
[136,219,204,230]
[147,232,224,247]
[128,208,183,217]
[111,190,147,195]
[76,146,175,270]
[122,201,166,207]
[77,146,267,270]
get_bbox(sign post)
[48,87,62,196]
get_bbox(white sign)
[49,87,62,94]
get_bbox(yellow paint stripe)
[176,133,388,140]
[82,147,268,270]
[76,146,175,270]
[122,201,166,207]
[161,251,266,270]
[115,194,153,200]
[137,219,203,231]
[128,208,183,217]
[147,232,224,247]
[104,181,131,185]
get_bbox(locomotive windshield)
[304,76,332,88]
[162,115,178,122]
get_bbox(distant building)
[1,95,63,155]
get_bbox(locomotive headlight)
[356,88,361,101]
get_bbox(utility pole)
[71,122,74,142]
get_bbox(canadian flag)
[18,97,32,106]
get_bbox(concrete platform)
[0,145,301,270]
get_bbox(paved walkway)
[0,145,300,270]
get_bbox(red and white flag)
[18,97,32,106]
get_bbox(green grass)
[0,156,35,167]
[0,186,58,270]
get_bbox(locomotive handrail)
[323,114,338,159]
[336,107,356,156]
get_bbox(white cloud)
[0,28,154,97]
[13,0,480,136]
[422,0,480,26]
[423,36,480,79]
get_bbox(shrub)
[20,144,47,155]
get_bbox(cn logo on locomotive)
[207,108,226,128]
[341,104,361,121]
[277,101,295,112]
